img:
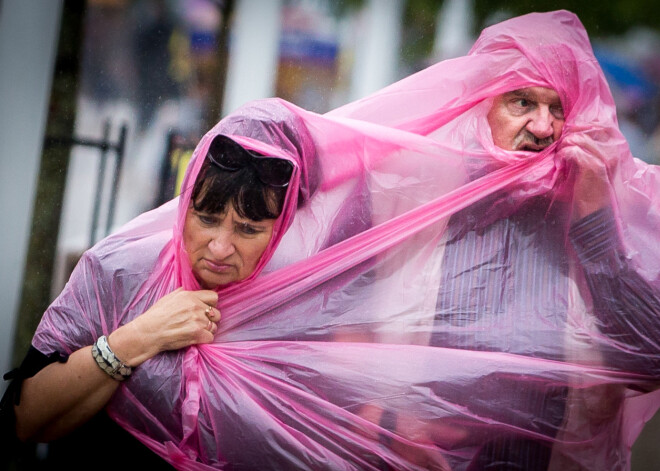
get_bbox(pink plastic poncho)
[33,10,660,471]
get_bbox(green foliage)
[473,0,660,37]
[328,0,366,18]
[401,0,444,67]
[334,0,659,43]
[375,0,660,70]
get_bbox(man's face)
[487,87,565,151]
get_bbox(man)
[426,85,605,469]
[361,83,627,470]
[332,10,660,470]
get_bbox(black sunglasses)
[207,136,294,188]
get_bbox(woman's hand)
[108,288,220,368]
[15,289,220,442]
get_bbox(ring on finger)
[206,319,214,331]
[204,306,213,320]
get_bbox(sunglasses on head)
[207,136,294,188]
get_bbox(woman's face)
[184,204,276,289]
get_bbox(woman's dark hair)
[190,150,289,221]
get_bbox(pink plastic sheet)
[33,10,660,470]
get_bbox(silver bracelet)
[91,335,133,381]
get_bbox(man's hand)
[559,135,615,220]
[571,161,611,219]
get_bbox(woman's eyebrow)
[237,219,266,228]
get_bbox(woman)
[1,99,316,468]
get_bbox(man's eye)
[513,98,530,108]
[551,105,565,119]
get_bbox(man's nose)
[208,230,236,258]
[526,108,555,139]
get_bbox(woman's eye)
[197,214,216,225]
[239,224,259,235]
[513,98,530,108]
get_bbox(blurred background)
[1,0,659,468]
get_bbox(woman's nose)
[526,108,555,139]
[208,231,236,258]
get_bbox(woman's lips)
[204,259,233,273]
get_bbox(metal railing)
[46,119,128,246]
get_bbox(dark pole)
[204,0,235,130]
[105,123,128,236]
[13,0,87,364]
[90,119,110,246]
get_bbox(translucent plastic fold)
[33,10,660,470]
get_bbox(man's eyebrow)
[506,89,532,99]
[503,89,563,108]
